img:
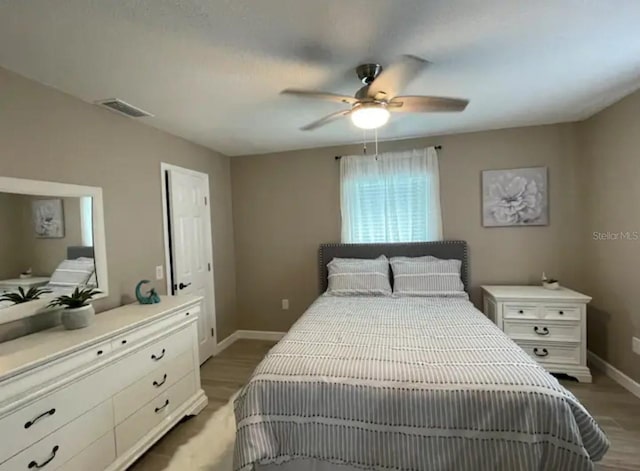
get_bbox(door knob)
[178,282,191,290]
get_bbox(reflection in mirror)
[0,192,97,311]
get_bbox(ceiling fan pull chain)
[363,129,367,155]
[375,127,379,159]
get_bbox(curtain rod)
[334,145,442,160]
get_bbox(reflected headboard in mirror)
[67,246,95,260]
[0,176,108,326]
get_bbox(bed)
[234,241,609,471]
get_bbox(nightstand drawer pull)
[559,311,564,315]
[24,408,56,429]
[534,326,550,336]
[153,374,168,388]
[533,348,549,357]
[518,310,524,314]
[154,399,169,413]
[151,349,166,361]
[28,445,59,469]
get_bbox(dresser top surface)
[0,295,201,382]
[481,285,591,302]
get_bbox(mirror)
[0,177,108,325]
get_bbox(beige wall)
[0,192,26,279]
[575,89,640,383]
[0,67,237,339]
[232,124,581,332]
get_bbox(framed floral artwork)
[32,198,65,238]
[482,166,548,227]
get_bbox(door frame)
[160,162,217,351]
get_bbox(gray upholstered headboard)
[318,241,469,294]
[67,246,95,260]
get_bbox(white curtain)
[340,147,443,243]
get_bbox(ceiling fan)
[282,55,469,131]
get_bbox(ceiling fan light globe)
[350,105,390,130]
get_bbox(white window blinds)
[340,147,443,243]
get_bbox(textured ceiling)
[1,1,640,156]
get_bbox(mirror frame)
[0,176,108,324]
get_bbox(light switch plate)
[155,265,164,280]
[281,299,289,310]
[633,337,640,356]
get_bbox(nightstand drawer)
[542,304,581,321]
[504,303,540,320]
[515,341,580,365]
[503,320,581,342]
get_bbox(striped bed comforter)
[234,295,609,471]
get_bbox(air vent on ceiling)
[95,98,153,118]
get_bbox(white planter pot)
[61,304,95,330]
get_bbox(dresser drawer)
[1,339,113,402]
[0,364,116,464]
[503,303,540,320]
[111,305,199,351]
[115,371,196,455]
[0,400,113,471]
[516,341,581,365]
[110,325,194,393]
[503,320,581,342]
[541,304,581,321]
[56,431,115,471]
[113,349,195,424]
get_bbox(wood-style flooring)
[130,340,640,470]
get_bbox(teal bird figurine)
[135,280,161,304]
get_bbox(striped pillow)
[48,258,96,288]
[326,256,392,296]
[390,256,464,296]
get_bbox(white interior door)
[165,166,216,363]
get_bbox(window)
[80,196,94,247]
[340,148,442,243]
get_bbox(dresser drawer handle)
[151,349,166,361]
[533,348,549,357]
[153,374,168,388]
[96,349,104,356]
[534,326,550,336]
[154,399,170,413]
[558,311,564,315]
[518,310,524,314]
[121,339,127,345]
[24,408,56,429]
[28,445,59,469]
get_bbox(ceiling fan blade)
[367,55,429,100]
[281,89,357,105]
[300,109,352,131]
[389,96,469,112]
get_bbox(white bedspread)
[234,295,608,471]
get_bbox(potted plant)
[0,286,52,305]
[48,287,101,330]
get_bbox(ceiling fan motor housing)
[356,63,383,85]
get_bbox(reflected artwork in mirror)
[0,192,98,311]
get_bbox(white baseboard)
[588,350,640,399]
[213,330,286,356]
[212,331,239,355]
[236,330,286,342]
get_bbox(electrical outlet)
[633,337,640,356]
[155,265,164,280]
[281,299,289,310]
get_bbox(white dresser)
[482,285,592,383]
[0,295,207,470]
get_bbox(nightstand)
[0,277,50,294]
[482,285,592,383]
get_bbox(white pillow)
[390,256,464,297]
[326,255,392,296]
